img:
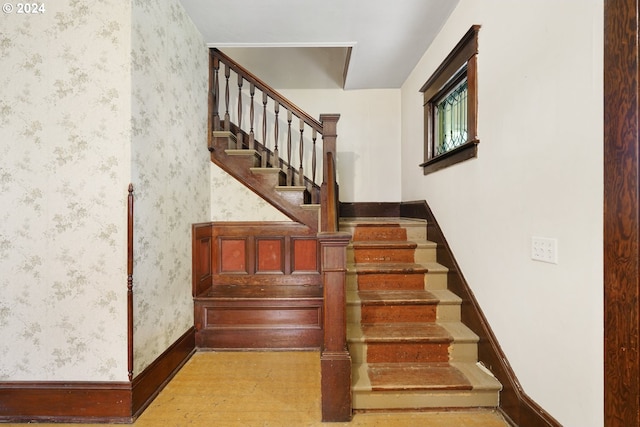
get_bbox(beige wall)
[279,88,402,202]
[401,1,603,426]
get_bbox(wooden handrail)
[211,49,322,133]
[209,48,341,234]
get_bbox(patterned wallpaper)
[0,1,132,381]
[130,0,209,375]
[0,0,285,383]
[210,164,291,222]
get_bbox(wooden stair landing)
[342,217,501,411]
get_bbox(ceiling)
[179,0,459,90]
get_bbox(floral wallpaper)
[0,1,132,381]
[130,0,209,375]
[210,164,291,222]
[0,0,286,384]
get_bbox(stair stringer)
[209,130,320,231]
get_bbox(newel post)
[319,114,340,232]
[318,231,352,422]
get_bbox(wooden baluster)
[224,64,231,132]
[311,128,318,203]
[299,119,305,186]
[273,101,280,169]
[249,83,255,150]
[236,74,243,148]
[262,92,268,167]
[212,55,220,131]
[287,110,293,185]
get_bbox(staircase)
[208,127,322,230]
[340,217,501,410]
[197,47,502,421]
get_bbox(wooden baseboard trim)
[0,327,196,424]
[132,327,196,417]
[340,200,561,427]
[0,381,133,424]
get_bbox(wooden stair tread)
[351,323,452,342]
[351,240,418,249]
[196,284,322,300]
[340,217,428,226]
[361,363,473,391]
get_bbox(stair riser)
[347,246,436,264]
[352,390,500,410]
[348,305,461,324]
[365,342,449,363]
[361,305,437,323]
[449,343,478,362]
[353,248,415,263]
[348,341,478,363]
[351,273,426,291]
[352,226,407,242]
[414,247,437,263]
[437,304,461,322]
[224,148,261,168]
[250,168,286,187]
[340,224,427,242]
[275,188,306,206]
[347,272,448,291]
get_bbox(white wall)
[401,1,603,426]
[279,89,402,202]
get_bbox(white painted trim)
[207,42,357,48]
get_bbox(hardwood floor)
[4,352,510,426]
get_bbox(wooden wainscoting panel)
[203,306,321,328]
[192,223,214,297]
[209,222,322,286]
[293,238,318,272]
[220,238,248,273]
[256,237,284,273]
[195,222,323,349]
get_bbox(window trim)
[419,25,480,174]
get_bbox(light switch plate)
[531,237,558,264]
